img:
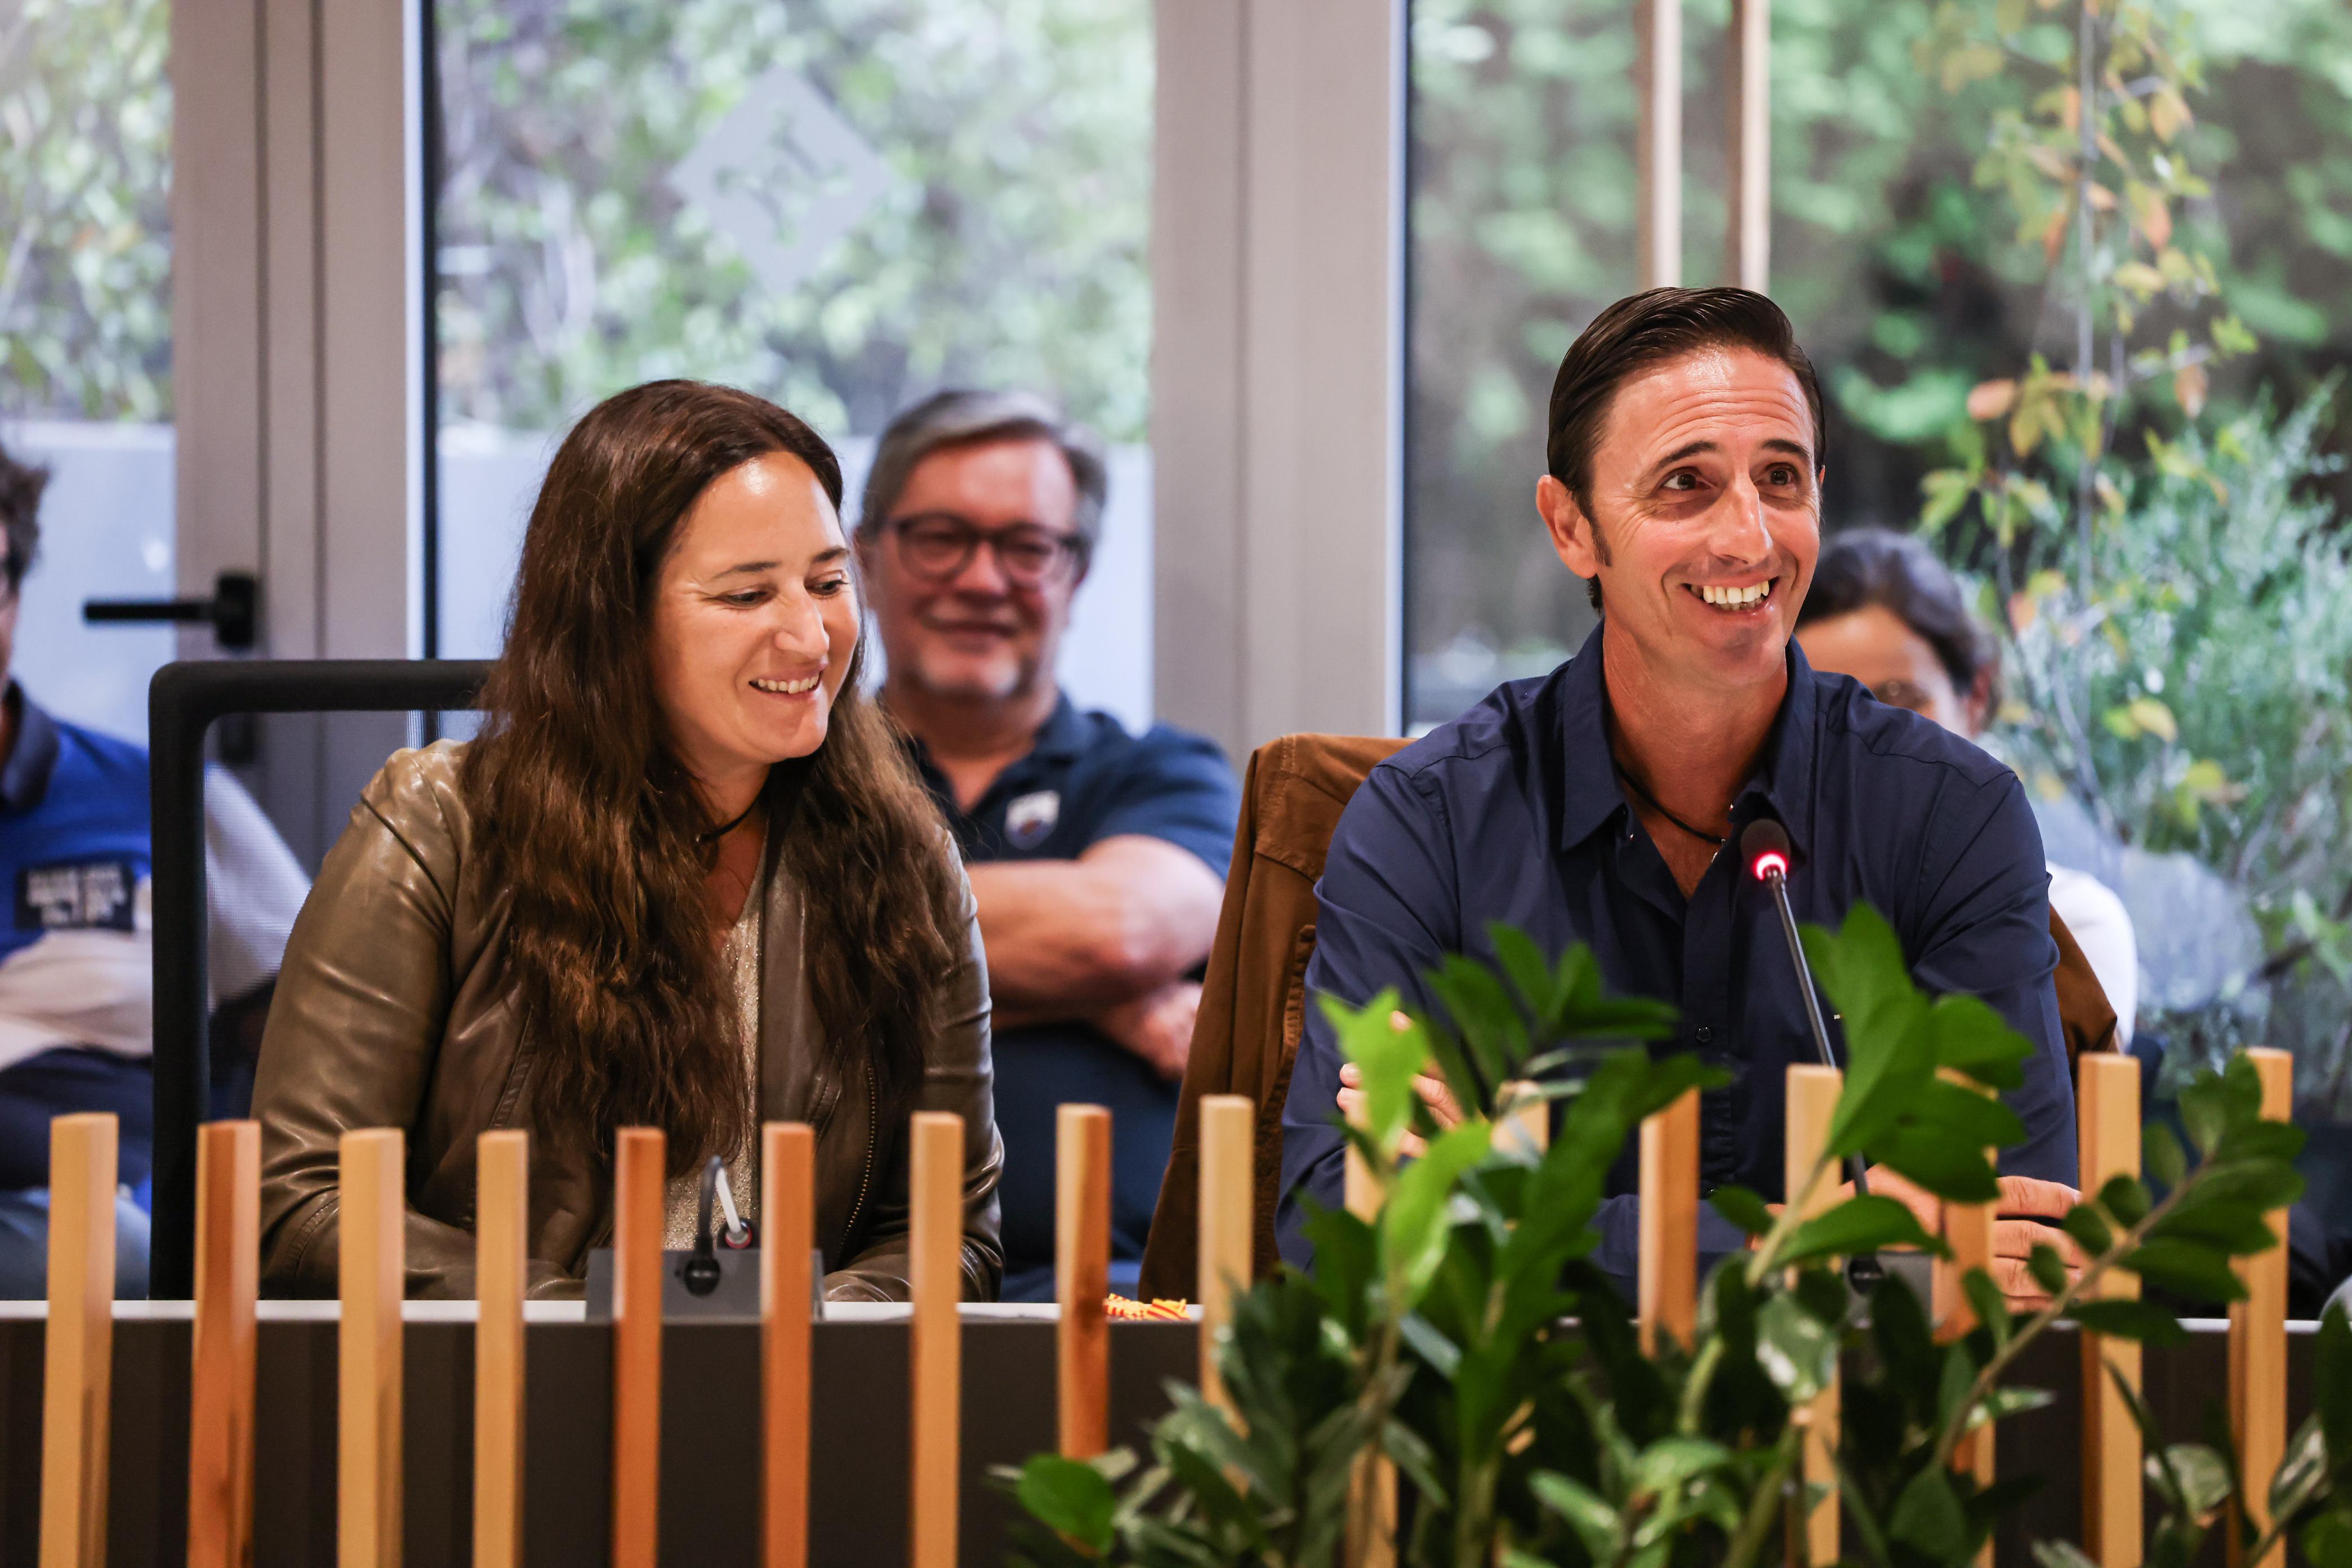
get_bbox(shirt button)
[1695,1025,1714,1044]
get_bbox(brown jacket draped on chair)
[1138,732,2119,1302]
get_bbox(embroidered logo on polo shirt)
[17,859,138,933]
[1004,790,1061,849]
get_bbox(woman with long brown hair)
[251,381,999,1300]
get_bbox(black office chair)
[147,659,491,1299]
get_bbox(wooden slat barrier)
[1784,1067,1839,1567]
[1342,1092,1395,1568]
[1056,1105,1112,1460]
[338,1128,404,1568]
[762,1121,815,1568]
[1638,1089,1699,1354]
[188,1120,260,1568]
[909,1111,965,1568]
[611,1127,664,1568]
[1197,1095,1254,1416]
[1634,0,1683,289]
[1932,1076,1995,1565]
[2077,1054,2141,1567]
[2230,1047,2293,1568]
[474,1129,528,1568]
[41,1112,116,1568]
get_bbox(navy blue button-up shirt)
[1277,626,2077,1280]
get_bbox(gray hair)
[857,389,1109,551]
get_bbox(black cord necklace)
[1611,757,1729,848]
[697,798,761,845]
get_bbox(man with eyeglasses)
[857,390,1239,1301]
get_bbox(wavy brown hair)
[462,380,966,1173]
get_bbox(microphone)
[1742,820,1883,1288]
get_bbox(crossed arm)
[965,834,1226,1076]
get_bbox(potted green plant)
[1004,909,2340,1567]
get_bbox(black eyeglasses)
[885,513,1088,589]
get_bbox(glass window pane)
[0,0,175,743]
[431,0,1155,728]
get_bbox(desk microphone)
[1742,820,1884,1289]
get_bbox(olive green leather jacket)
[250,742,1003,1301]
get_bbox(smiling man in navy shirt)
[1281,288,2079,1307]
[859,390,1239,1301]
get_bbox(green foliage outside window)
[434,0,1151,442]
[0,0,172,421]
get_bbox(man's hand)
[1090,981,1202,1081]
[1839,1168,2086,1311]
[1336,1055,1464,1159]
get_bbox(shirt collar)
[1026,690,1088,762]
[0,684,60,814]
[1550,625,1819,860]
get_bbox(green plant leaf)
[1630,1437,1735,1499]
[2060,1203,2114,1258]
[2029,1243,2069,1297]
[1531,1469,1622,1561]
[2123,1239,2247,1305]
[2146,1122,2189,1188]
[2033,1541,2100,1568]
[1780,1193,1941,1266]
[1321,988,1427,1147]
[1014,1454,1117,1554]
[1757,1291,1839,1403]
[1867,1121,2003,1203]
[1709,1185,1774,1237]
[2159,1442,2235,1519]
[1382,1120,1492,1304]
[2069,1298,2190,1344]
[1807,906,1936,1156]
[1891,1464,1966,1553]
[1924,991,2035,1090]
[2305,1510,2352,1568]
[1963,1267,2013,1347]
[2100,1173,2152,1227]
[2273,1415,2331,1526]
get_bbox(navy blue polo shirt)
[1278,625,2075,1285]
[907,692,1240,1295]
[912,693,1239,875]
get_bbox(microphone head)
[1741,818,1792,883]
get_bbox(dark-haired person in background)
[857,390,1237,1301]
[1280,287,2081,1309]
[1794,528,2138,1043]
[252,382,1001,1300]
[0,438,308,1297]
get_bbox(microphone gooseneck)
[1739,820,1882,1279]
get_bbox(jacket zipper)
[837,1067,878,1255]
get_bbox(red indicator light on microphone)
[1750,850,1789,881]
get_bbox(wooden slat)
[40,1113,115,1568]
[474,1130,528,1568]
[1056,1105,1112,1460]
[611,1127,664,1568]
[2078,1054,2141,1568]
[1726,0,1771,291]
[2230,1048,2293,1568]
[1638,1089,1699,1354]
[188,1120,260,1568]
[338,1128,404,1568]
[1499,1080,1549,1159]
[909,1112,965,1568]
[1784,1067,1839,1567]
[1635,0,1683,289]
[1341,1092,1396,1568]
[761,1122,814,1568]
[1196,1095,1254,1415]
[1932,1075,1995,1553]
